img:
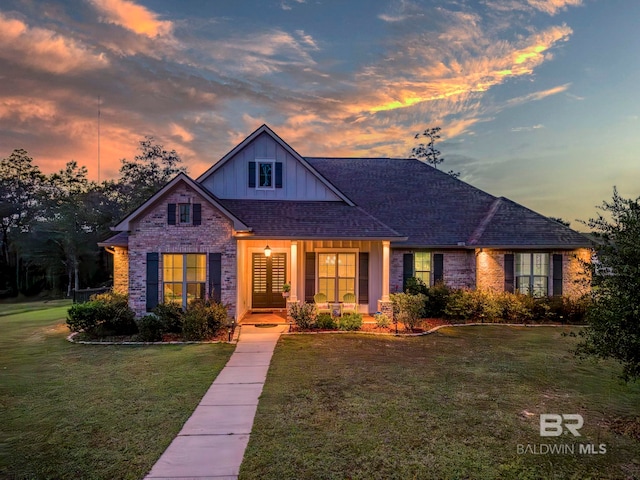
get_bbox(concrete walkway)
[145,324,287,479]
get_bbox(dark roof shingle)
[218,200,403,239]
[306,157,591,248]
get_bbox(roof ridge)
[467,197,503,246]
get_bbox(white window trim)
[255,159,275,190]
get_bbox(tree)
[410,127,460,178]
[117,136,187,212]
[0,149,44,294]
[576,188,640,381]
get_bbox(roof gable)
[113,173,251,232]
[197,125,353,204]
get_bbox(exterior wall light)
[264,244,271,257]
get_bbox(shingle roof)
[306,157,591,248]
[97,231,129,247]
[218,200,403,239]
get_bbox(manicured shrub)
[424,282,453,318]
[153,302,184,333]
[181,299,228,341]
[496,292,533,323]
[91,291,137,335]
[374,311,390,328]
[316,313,337,330]
[137,314,164,342]
[338,313,363,331]
[67,301,103,333]
[405,276,428,296]
[391,292,426,331]
[288,302,316,330]
[67,291,136,336]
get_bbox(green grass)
[0,301,235,480]
[240,327,640,480]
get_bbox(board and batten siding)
[201,132,341,201]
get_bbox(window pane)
[415,271,430,284]
[516,277,530,295]
[163,254,183,282]
[338,253,355,278]
[338,278,355,300]
[319,254,336,277]
[179,204,190,223]
[259,162,272,187]
[532,277,547,297]
[318,278,335,302]
[414,252,431,272]
[515,253,531,276]
[164,283,182,304]
[533,253,549,276]
[186,282,205,303]
[186,254,206,282]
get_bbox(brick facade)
[391,247,590,298]
[126,182,237,317]
[112,247,129,295]
[476,248,591,298]
[390,249,475,292]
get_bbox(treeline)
[0,138,186,298]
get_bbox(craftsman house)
[100,125,592,320]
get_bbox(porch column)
[381,240,390,301]
[290,241,298,302]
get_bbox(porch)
[234,239,392,321]
[238,310,377,325]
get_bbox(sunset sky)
[1,0,638,227]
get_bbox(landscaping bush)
[315,313,337,330]
[338,313,363,331]
[153,302,184,333]
[91,291,137,335]
[496,292,533,323]
[67,301,103,333]
[288,302,316,330]
[181,299,227,341]
[424,282,453,318]
[136,314,164,342]
[374,311,390,328]
[67,292,137,336]
[391,292,426,331]
[404,276,428,296]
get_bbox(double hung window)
[163,254,206,307]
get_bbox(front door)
[252,252,287,309]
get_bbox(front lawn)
[241,327,640,479]
[0,301,235,480]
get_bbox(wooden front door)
[252,252,286,309]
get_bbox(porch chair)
[314,293,332,316]
[341,293,357,316]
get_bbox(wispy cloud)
[528,0,583,16]
[506,83,571,107]
[0,13,108,74]
[88,0,173,37]
[511,124,545,132]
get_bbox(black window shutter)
[248,162,256,188]
[358,252,369,304]
[167,203,176,225]
[504,254,515,293]
[305,252,315,303]
[275,162,283,188]
[146,252,159,312]
[553,254,563,296]
[402,253,414,291]
[192,203,202,225]
[209,253,222,303]
[433,253,444,284]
